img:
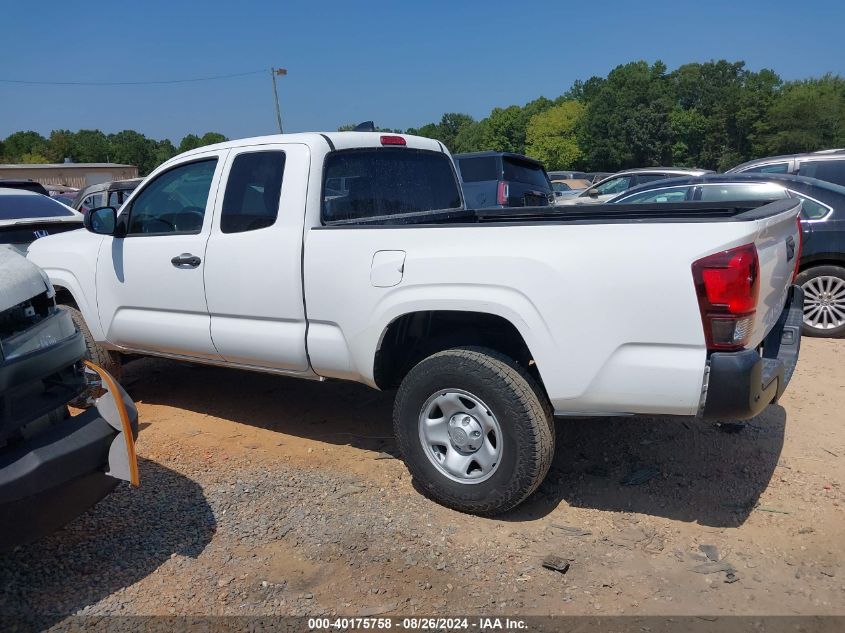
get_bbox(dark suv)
[727,150,845,187]
[453,152,552,209]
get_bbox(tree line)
[5,60,843,175]
[401,60,845,172]
[0,130,228,175]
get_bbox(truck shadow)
[0,458,215,631]
[507,406,787,527]
[123,358,785,529]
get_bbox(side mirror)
[84,206,117,235]
[588,189,599,198]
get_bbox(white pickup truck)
[27,132,804,515]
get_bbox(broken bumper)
[0,365,138,549]
[702,285,803,420]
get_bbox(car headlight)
[0,307,76,361]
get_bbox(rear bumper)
[0,371,138,549]
[702,285,803,420]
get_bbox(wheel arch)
[47,272,106,341]
[373,309,546,392]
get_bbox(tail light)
[380,135,406,146]
[497,181,509,206]
[793,216,803,281]
[692,243,760,351]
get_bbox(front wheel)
[393,347,554,516]
[796,265,845,338]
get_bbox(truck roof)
[175,132,445,162]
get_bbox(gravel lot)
[1,339,843,628]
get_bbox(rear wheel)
[796,265,845,338]
[393,347,554,516]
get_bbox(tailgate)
[747,199,802,347]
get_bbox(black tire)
[60,304,122,378]
[393,347,554,516]
[795,265,845,338]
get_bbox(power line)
[0,70,266,86]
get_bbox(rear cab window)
[322,149,462,223]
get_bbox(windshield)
[0,194,76,220]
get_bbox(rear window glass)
[457,157,499,182]
[635,174,672,185]
[698,183,788,202]
[0,194,76,220]
[792,194,831,220]
[503,158,550,189]
[798,160,845,187]
[322,149,461,223]
[744,163,790,174]
[619,186,691,203]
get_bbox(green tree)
[525,101,585,169]
[108,130,155,173]
[669,61,781,169]
[753,75,845,155]
[199,132,227,146]
[20,152,50,164]
[72,129,110,163]
[3,131,49,162]
[579,61,675,170]
[451,120,489,153]
[178,134,202,153]
[151,139,178,168]
[46,130,75,163]
[406,113,476,151]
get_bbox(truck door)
[203,143,311,372]
[95,152,226,360]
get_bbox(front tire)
[60,305,123,379]
[796,265,845,338]
[393,347,554,516]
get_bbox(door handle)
[171,253,201,268]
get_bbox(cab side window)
[126,159,217,235]
[220,151,286,233]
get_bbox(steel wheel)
[802,275,845,330]
[418,389,502,484]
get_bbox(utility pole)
[270,67,287,133]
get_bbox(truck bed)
[321,198,796,227]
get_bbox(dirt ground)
[1,338,843,627]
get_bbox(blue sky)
[2,0,843,142]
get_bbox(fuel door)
[370,250,406,287]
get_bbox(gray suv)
[727,149,845,187]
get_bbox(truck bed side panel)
[304,217,789,416]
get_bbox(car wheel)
[796,266,845,338]
[393,347,554,516]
